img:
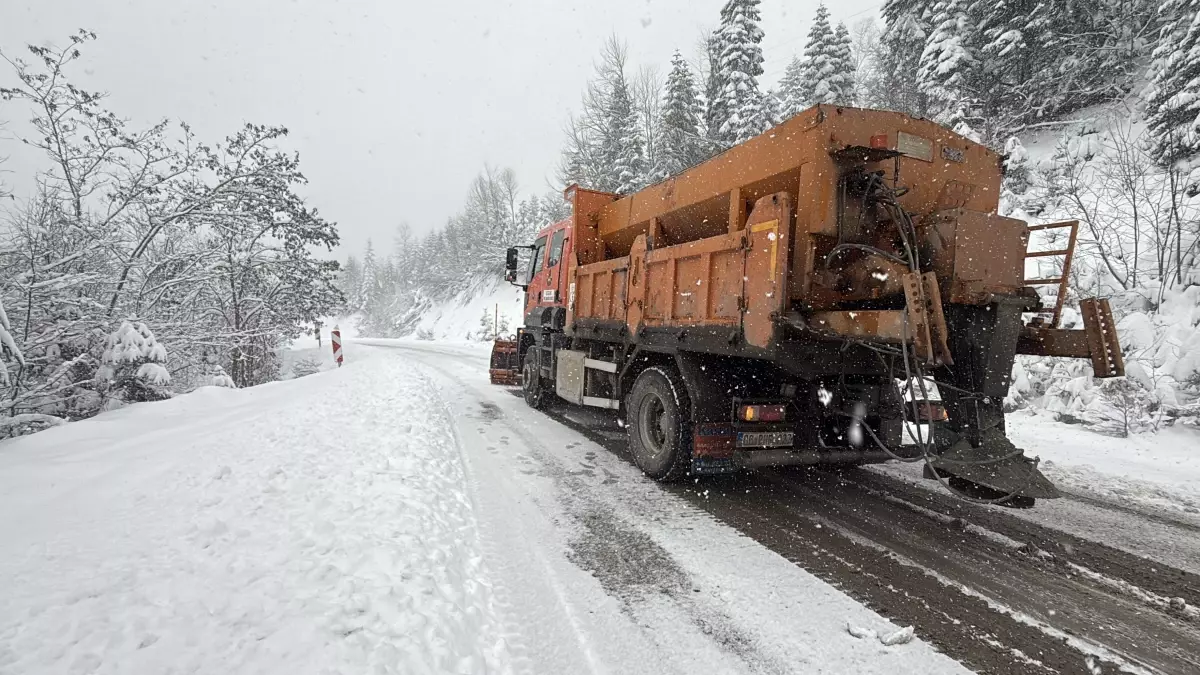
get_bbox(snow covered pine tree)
[712,0,771,146]
[778,56,807,119]
[800,4,856,107]
[1146,0,1200,193]
[98,322,172,405]
[878,0,934,117]
[656,50,705,178]
[606,64,646,195]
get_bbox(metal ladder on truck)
[1017,220,1125,378]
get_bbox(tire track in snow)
[421,368,611,675]
[406,352,794,675]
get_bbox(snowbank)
[1008,411,1200,514]
[0,355,508,674]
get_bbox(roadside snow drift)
[0,356,507,675]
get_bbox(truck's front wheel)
[522,358,545,409]
[626,367,692,481]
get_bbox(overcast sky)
[2,0,880,257]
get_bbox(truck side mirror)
[505,247,519,272]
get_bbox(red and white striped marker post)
[331,326,343,367]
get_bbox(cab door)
[524,235,549,317]
[543,226,570,305]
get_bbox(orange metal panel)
[626,235,647,333]
[645,258,669,320]
[573,106,1003,264]
[567,186,620,266]
[923,208,1029,304]
[673,255,703,320]
[593,269,611,319]
[743,193,792,348]
[609,268,628,320]
[639,232,745,328]
[572,256,628,322]
[709,247,743,320]
[576,270,594,319]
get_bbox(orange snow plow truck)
[490,105,1123,506]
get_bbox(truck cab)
[490,218,574,393]
[516,217,573,326]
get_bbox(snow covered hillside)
[406,279,524,341]
[0,343,969,675]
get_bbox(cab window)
[527,236,547,281]
[548,229,566,267]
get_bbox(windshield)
[527,236,547,282]
[548,229,566,267]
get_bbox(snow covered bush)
[98,322,172,404]
[289,356,322,379]
[208,364,237,388]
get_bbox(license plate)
[736,431,794,448]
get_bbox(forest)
[0,31,343,435]
[4,1,1200,437]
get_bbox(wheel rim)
[638,393,669,460]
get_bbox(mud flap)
[930,428,1059,500]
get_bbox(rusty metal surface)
[1081,298,1125,378]
[805,310,907,341]
[641,232,743,326]
[1016,327,1092,358]
[488,340,520,385]
[573,256,627,323]
[1015,298,1125,379]
[923,209,1029,305]
[921,272,954,366]
[743,193,792,348]
[1022,220,1079,328]
[903,272,935,364]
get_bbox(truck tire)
[626,366,692,481]
[522,357,545,409]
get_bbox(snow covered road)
[0,342,965,675]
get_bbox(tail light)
[739,404,787,423]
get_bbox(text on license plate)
[736,431,794,448]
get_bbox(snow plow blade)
[930,428,1059,502]
[489,339,521,386]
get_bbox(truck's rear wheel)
[626,367,692,481]
[522,358,545,409]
